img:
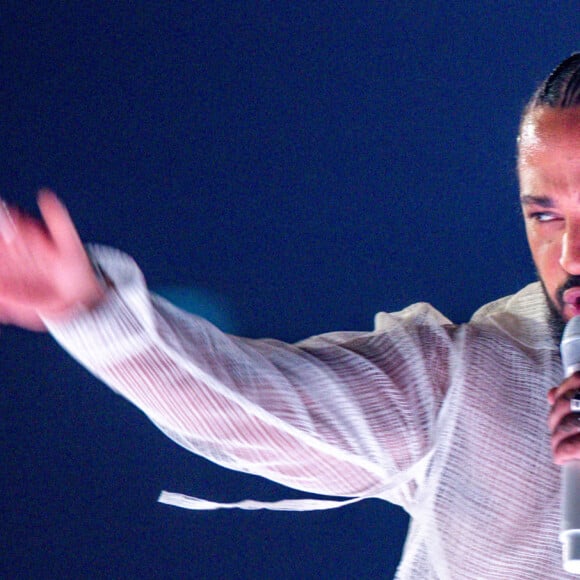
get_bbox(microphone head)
[561,316,580,377]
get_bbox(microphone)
[560,315,580,573]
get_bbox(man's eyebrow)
[520,195,555,208]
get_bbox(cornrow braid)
[518,53,580,141]
[530,52,580,108]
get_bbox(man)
[0,53,579,578]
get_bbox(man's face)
[519,107,580,328]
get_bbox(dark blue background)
[2,2,578,578]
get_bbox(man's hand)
[548,373,580,464]
[0,190,105,331]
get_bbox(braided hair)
[519,53,580,140]
[529,53,580,108]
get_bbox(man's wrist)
[40,260,113,322]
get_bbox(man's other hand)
[0,190,105,330]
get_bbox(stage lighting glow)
[154,286,237,333]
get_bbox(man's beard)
[540,275,580,345]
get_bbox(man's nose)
[560,225,580,275]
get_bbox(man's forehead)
[519,108,580,149]
[518,108,580,179]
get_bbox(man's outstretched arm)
[1,192,446,500]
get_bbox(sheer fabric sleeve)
[44,246,454,502]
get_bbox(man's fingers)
[551,373,580,405]
[549,374,580,463]
[549,376,580,431]
[37,189,84,255]
[0,201,17,244]
[553,430,580,465]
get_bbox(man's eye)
[529,212,559,223]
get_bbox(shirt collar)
[470,282,556,350]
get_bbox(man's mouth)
[562,287,580,316]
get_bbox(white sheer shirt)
[44,246,573,578]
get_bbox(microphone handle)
[559,317,580,574]
[561,460,580,573]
